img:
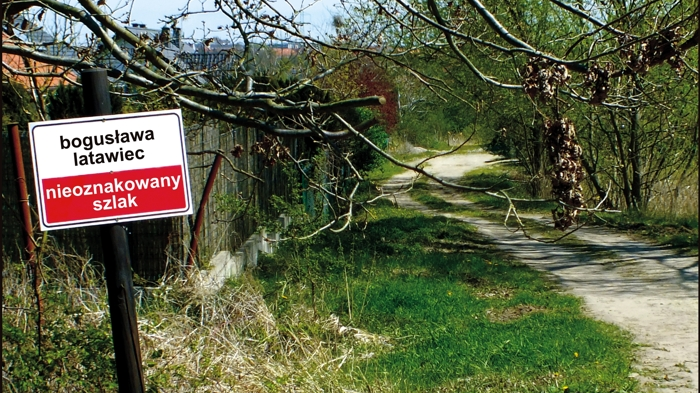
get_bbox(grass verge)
[456,162,698,253]
[257,206,639,392]
[456,163,558,214]
[592,212,698,254]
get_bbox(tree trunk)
[531,124,546,198]
[581,156,611,208]
[629,106,643,211]
[611,112,633,210]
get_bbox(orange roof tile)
[3,34,78,89]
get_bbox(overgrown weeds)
[592,211,698,253]
[3,242,117,393]
[458,162,698,252]
[2,239,387,392]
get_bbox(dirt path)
[383,152,698,392]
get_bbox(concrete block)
[206,251,245,290]
[244,239,258,268]
[279,214,291,229]
[257,231,267,253]
[199,214,289,294]
[233,252,245,276]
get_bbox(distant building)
[180,37,240,72]
[2,27,78,89]
[100,22,191,71]
[180,38,304,76]
[6,15,307,90]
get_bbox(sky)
[107,0,343,41]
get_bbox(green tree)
[4,0,696,228]
[338,0,697,216]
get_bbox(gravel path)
[382,152,698,392]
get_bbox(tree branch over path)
[3,0,696,234]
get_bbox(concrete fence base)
[198,214,289,292]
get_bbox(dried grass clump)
[647,179,699,219]
[3,243,392,392]
[138,271,392,392]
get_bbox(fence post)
[8,122,43,352]
[8,123,36,261]
[188,153,222,267]
[82,69,146,393]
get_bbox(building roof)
[2,33,78,88]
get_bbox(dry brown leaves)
[523,58,570,102]
[583,62,612,105]
[250,135,289,167]
[620,27,684,76]
[486,304,545,323]
[230,144,245,158]
[544,118,586,231]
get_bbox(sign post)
[27,69,192,392]
[84,69,145,393]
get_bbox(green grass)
[411,185,461,212]
[457,162,698,253]
[256,206,639,392]
[593,211,698,253]
[409,186,596,245]
[365,151,436,184]
[457,163,558,214]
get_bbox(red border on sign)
[29,110,193,230]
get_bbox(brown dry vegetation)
[2,241,391,392]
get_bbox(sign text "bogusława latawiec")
[29,109,193,230]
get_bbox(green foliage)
[3,262,117,392]
[396,102,474,150]
[239,160,339,237]
[2,76,39,129]
[594,211,698,253]
[380,0,698,213]
[46,83,124,120]
[257,206,639,392]
[484,130,516,158]
[457,162,558,213]
[348,107,389,174]
[458,161,698,252]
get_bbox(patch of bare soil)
[486,304,545,323]
[383,152,698,393]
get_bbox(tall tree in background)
[335,0,697,224]
[3,0,697,230]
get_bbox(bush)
[2,76,39,129]
[485,130,516,158]
[46,83,124,119]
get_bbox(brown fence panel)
[2,123,306,281]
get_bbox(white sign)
[29,109,193,230]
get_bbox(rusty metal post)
[187,153,222,267]
[9,122,43,351]
[8,123,36,260]
[82,69,146,393]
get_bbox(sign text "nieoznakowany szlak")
[29,109,193,231]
